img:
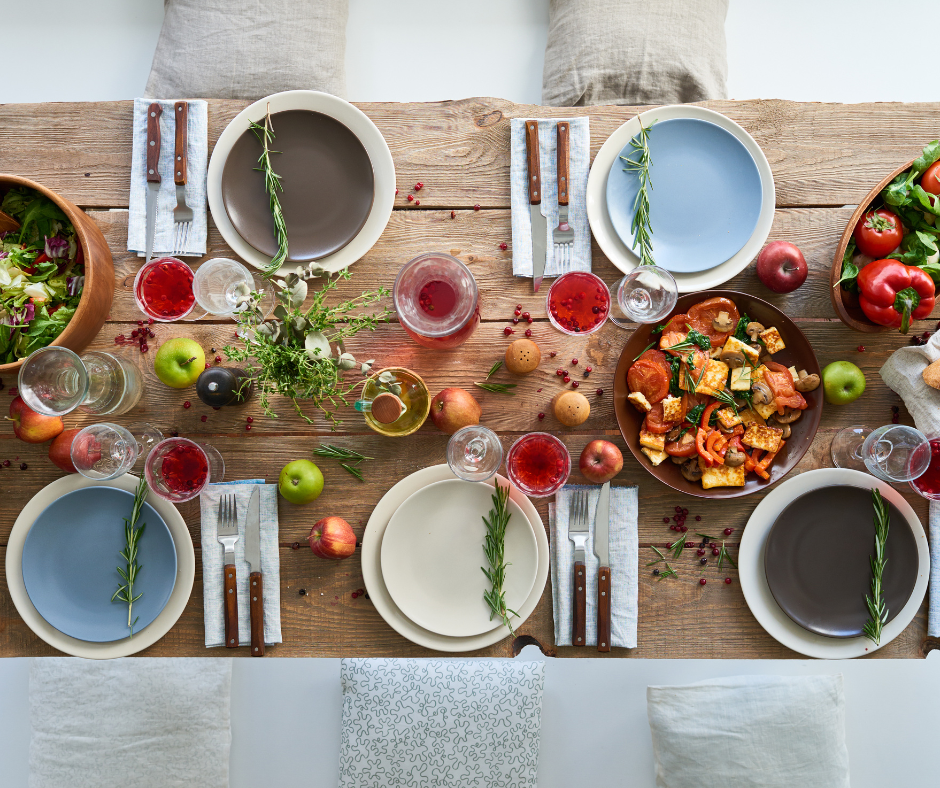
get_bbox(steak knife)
[245,487,265,656]
[144,102,162,264]
[524,120,547,292]
[594,481,612,652]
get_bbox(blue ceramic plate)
[21,487,177,643]
[605,118,762,273]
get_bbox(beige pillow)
[144,0,348,100]
[542,0,728,106]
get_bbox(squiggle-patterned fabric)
[339,659,545,788]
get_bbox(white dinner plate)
[587,105,775,292]
[362,465,550,652]
[739,468,929,659]
[207,90,395,276]
[6,473,195,659]
[381,480,538,638]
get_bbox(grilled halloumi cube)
[661,395,683,422]
[641,446,668,466]
[698,456,746,488]
[639,430,665,452]
[722,335,760,366]
[750,364,767,385]
[742,424,784,453]
[759,327,785,355]
[730,366,751,391]
[716,408,742,430]
[693,359,730,397]
[627,391,653,413]
[753,400,779,421]
[787,365,799,383]
[738,408,766,427]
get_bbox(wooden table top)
[0,97,936,659]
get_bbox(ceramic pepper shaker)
[196,367,253,407]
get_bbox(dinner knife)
[594,481,612,652]
[145,102,162,264]
[524,120,547,292]
[245,487,265,656]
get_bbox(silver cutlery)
[217,494,240,649]
[171,101,193,256]
[244,487,265,656]
[525,120,548,293]
[594,481,611,652]
[144,102,162,265]
[568,489,589,646]
[552,121,574,270]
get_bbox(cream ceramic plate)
[6,473,195,658]
[362,465,549,652]
[586,105,775,292]
[381,480,538,638]
[739,468,929,659]
[207,90,395,276]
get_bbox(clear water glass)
[616,265,678,323]
[192,257,273,319]
[70,423,138,480]
[831,424,931,482]
[447,425,503,482]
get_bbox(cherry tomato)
[922,161,940,196]
[688,297,740,347]
[644,403,677,434]
[854,208,903,258]
[627,359,670,403]
[636,348,669,370]
[665,430,696,457]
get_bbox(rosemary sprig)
[486,360,503,379]
[710,388,739,412]
[481,482,518,635]
[663,326,711,354]
[668,533,687,560]
[111,476,148,638]
[647,545,678,578]
[632,340,657,362]
[474,381,517,395]
[248,104,288,278]
[863,489,891,646]
[620,118,656,267]
[717,541,737,573]
[340,462,364,482]
[312,444,373,461]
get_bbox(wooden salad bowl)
[829,159,913,333]
[0,174,114,375]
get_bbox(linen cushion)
[145,0,348,100]
[542,0,728,106]
[646,675,850,788]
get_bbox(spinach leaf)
[685,403,706,427]
[912,139,940,177]
[733,313,750,343]
[887,230,939,267]
[834,238,859,292]
[667,354,682,398]
[684,326,712,352]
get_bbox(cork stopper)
[370,392,406,424]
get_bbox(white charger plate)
[5,473,195,658]
[207,90,395,276]
[381,480,538,638]
[586,105,775,292]
[739,468,929,658]
[362,465,549,652]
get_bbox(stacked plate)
[586,105,775,292]
[362,465,550,652]
[5,474,194,658]
[207,90,396,276]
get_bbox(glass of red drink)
[145,437,225,502]
[546,271,610,335]
[909,437,940,499]
[506,432,571,498]
[394,252,481,349]
[134,257,196,321]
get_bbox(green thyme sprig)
[248,104,289,278]
[863,489,891,646]
[620,118,656,266]
[481,482,518,635]
[111,476,148,638]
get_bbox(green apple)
[278,459,324,505]
[154,337,206,389]
[822,361,866,405]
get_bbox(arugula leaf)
[834,238,859,292]
[887,229,939,267]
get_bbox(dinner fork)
[552,122,574,271]
[568,489,589,646]
[218,493,240,649]
[171,101,194,256]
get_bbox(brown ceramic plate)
[220,109,374,262]
[613,290,823,499]
[764,485,918,637]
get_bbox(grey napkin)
[879,333,940,637]
[550,484,638,648]
[199,481,282,647]
[510,117,591,278]
[128,98,208,257]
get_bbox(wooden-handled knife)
[244,487,265,656]
[594,481,612,652]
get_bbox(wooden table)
[0,98,937,659]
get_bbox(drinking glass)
[546,271,610,336]
[70,422,163,480]
[145,437,225,502]
[192,257,273,320]
[831,424,931,482]
[506,432,571,498]
[18,347,144,417]
[616,265,678,324]
[447,425,503,482]
[134,257,196,321]
[910,438,940,499]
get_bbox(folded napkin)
[199,481,282,647]
[29,657,232,788]
[550,484,638,648]
[879,334,940,637]
[339,659,545,788]
[510,117,591,278]
[128,97,208,257]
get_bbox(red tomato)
[854,208,903,258]
[665,430,696,457]
[922,161,940,196]
[644,403,676,434]
[659,313,692,352]
[763,361,807,412]
[688,297,740,347]
[637,348,669,369]
[627,359,670,403]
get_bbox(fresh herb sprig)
[248,105,289,278]
[111,476,149,638]
[710,387,739,412]
[632,341,657,362]
[647,545,679,579]
[481,483,518,635]
[863,489,891,646]
[474,381,517,395]
[620,119,656,267]
[663,326,711,354]
[486,361,503,379]
[717,541,737,573]
[668,533,688,560]
[312,443,374,482]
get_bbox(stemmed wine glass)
[447,425,503,482]
[70,422,164,481]
[191,257,273,321]
[613,265,678,325]
[145,437,225,502]
[831,424,931,482]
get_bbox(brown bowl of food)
[0,175,114,374]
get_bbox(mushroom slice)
[774,406,803,424]
[751,380,773,405]
[719,347,746,369]
[712,310,734,333]
[723,447,746,467]
[680,458,703,482]
[665,425,683,442]
[794,369,820,392]
[745,321,766,341]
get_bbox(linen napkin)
[339,659,544,788]
[550,484,638,648]
[510,117,591,278]
[29,657,232,788]
[127,97,208,257]
[199,481,282,647]
[879,333,940,637]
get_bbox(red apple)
[7,396,64,443]
[48,428,82,473]
[429,387,481,434]
[308,516,357,559]
[579,440,623,483]
[755,241,808,293]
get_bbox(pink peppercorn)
[499,242,508,251]
[183,401,191,409]
[525,329,532,337]
[538,412,545,420]
[724,578,732,585]
[571,381,579,388]
[700,578,707,586]
[504,327,514,336]
[200,415,207,422]
[596,388,604,396]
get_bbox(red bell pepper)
[695,428,713,467]
[857,258,936,333]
